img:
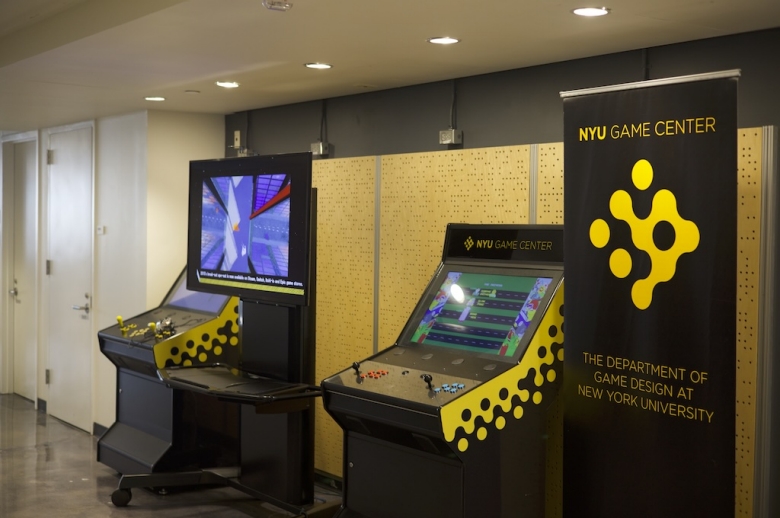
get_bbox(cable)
[319,99,328,142]
[449,79,457,129]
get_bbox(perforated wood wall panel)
[736,127,762,518]
[536,143,564,224]
[312,157,376,478]
[378,146,531,349]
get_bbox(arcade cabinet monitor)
[399,264,561,363]
[187,153,312,306]
[164,267,230,315]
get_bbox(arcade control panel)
[324,346,519,411]
[99,304,233,379]
[106,306,215,347]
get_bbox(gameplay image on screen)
[410,272,552,357]
[200,173,291,279]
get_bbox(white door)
[12,140,37,401]
[47,127,93,432]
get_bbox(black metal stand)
[112,467,340,518]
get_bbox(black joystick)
[352,362,361,375]
[421,374,433,390]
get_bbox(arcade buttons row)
[434,383,466,394]
[360,369,389,380]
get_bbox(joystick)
[159,317,175,335]
[352,362,361,375]
[421,373,433,390]
[116,316,127,334]
[149,322,161,339]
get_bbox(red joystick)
[421,374,433,390]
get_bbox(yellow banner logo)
[464,236,474,251]
[589,159,699,310]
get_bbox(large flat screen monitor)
[400,265,561,362]
[186,153,312,305]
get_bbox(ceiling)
[1,0,779,133]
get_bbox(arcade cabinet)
[322,224,564,518]
[99,153,338,517]
[98,271,240,478]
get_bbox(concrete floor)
[0,394,340,518]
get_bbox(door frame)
[40,121,96,419]
[0,131,39,397]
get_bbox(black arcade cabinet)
[99,153,338,517]
[98,272,240,478]
[322,224,565,518]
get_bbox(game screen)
[409,271,553,357]
[187,153,312,305]
[200,173,291,278]
[165,271,229,314]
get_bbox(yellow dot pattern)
[440,283,564,452]
[632,158,653,190]
[589,159,700,310]
[589,219,610,248]
[609,248,632,278]
[153,297,241,368]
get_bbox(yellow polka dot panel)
[440,283,564,452]
[153,298,241,369]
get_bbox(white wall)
[93,110,223,428]
[93,112,149,428]
[145,111,224,306]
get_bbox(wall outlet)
[439,129,463,145]
[311,141,330,157]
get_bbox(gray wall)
[226,28,780,157]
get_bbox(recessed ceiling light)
[428,36,460,45]
[215,81,240,88]
[145,96,165,102]
[305,63,332,69]
[573,7,610,16]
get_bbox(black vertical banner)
[562,73,737,518]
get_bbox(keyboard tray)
[161,364,320,404]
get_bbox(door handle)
[9,288,18,296]
[72,303,90,315]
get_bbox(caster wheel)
[111,488,132,507]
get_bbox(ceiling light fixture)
[262,0,292,11]
[428,36,460,45]
[144,96,165,101]
[305,63,332,70]
[216,81,240,88]
[572,7,610,17]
